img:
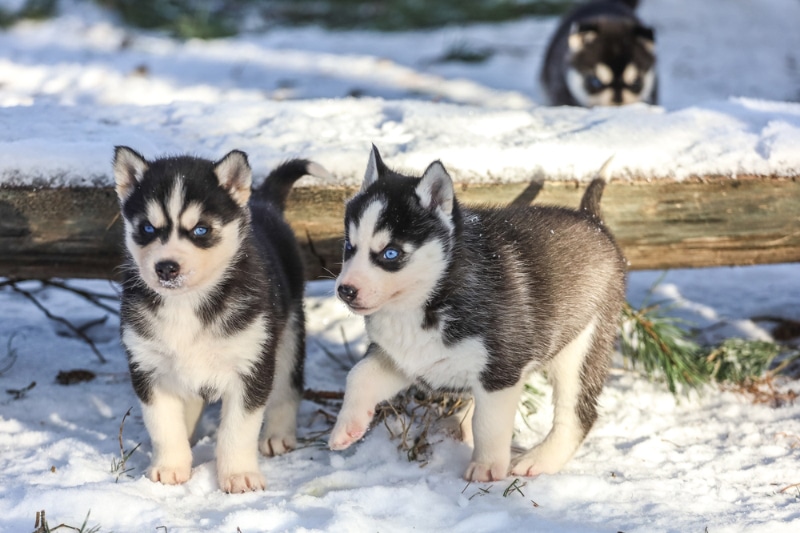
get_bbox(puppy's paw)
[220,471,266,493]
[259,435,296,457]
[149,463,191,485]
[463,460,509,482]
[510,444,570,477]
[328,409,373,451]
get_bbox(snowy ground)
[1,0,800,531]
[1,268,799,533]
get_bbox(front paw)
[260,435,297,457]
[328,409,373,451]
[463,460,509,482]
[220,471,266,493]
[149,463,191,485]
[510,444,570,477]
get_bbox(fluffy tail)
[579,156,614,220]
[253,159,331,212]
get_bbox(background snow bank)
[2,0,800,186]
[3,97,800,188]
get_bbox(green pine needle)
[620,302,709,394]
[620,299,798,395]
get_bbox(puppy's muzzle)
[155,260,181,282]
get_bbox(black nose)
[155,260,180,282]
[337,284,358,303]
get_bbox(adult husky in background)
[114,147,323,492]
[330,146,626,481]
[540,0,657,107]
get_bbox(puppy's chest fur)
[124,296,269,399]
[367,308,487,391]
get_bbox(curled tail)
[579,156,614,220]
[253,159,332,212]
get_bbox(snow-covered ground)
[1,268,799,533]
[1,1,799,531]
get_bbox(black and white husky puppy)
[114,147,323,492]
[329,146,626,482]
[540,0,657,107]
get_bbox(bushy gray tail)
[579,156,614,220]
[253,159,331,212]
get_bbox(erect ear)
[113,146,148,203]
[415,160,454,216]
[214,150,252,207]
[361,144,385,192]
[568,22,598,52]
[635,25,655,52]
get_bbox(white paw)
[259,435,297,457]
[220,471,266,493]
[463,460,509,482]
[148,463,191,485]
[510,444,571,477]
[328,409,373,451]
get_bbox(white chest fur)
[123,296,269,400]
[366,309,488,390]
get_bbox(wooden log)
[1,176,798,281]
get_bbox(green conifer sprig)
[620,302,709,394]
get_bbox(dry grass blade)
[111,408,141,482]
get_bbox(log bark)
[1,176,798,280]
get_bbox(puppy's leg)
[143,388,193,485]
[261,310,304,457]
[216,393,267,493]
[329,345,411,451]
[512,319,603,476]
[184,396,204,444]
[464,384,521,482]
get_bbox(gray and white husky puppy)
[114,147,324,492]
[540,0,657,107]
[330,146,626,481]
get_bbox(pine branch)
[620,302,708,394]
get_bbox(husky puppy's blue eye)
[344,240,354,252]
[142,223,155,234]
[192,225,209,237]
[383,247,400,260]
[586,75,604,92]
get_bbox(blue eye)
[193,225,209,237]
[586,75,604,92]
[383,248,400,261]
[142,224,155,234]
[345,240,354,252]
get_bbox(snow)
[1,1,800,532]
[1,267,800,532]
[1,0,800,186]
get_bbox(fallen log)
[1,175,798,280]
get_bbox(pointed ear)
[113,146,148,202]
[635,25,655,52]
[361,144,385,192]
[568,22,598,52]
[416,160,454,216]
[214,150,252,207]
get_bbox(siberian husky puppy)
[114,147,324,492]
[329,146,626,481]
[540,0,657,107]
